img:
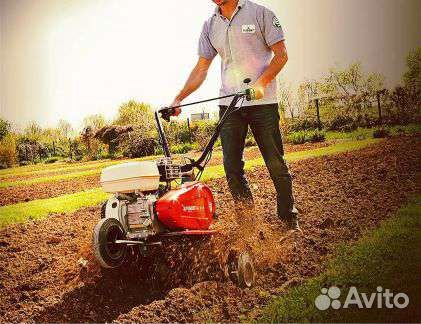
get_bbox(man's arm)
[252,41,288,99]
[171,56,213,115]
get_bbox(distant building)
[191,112,210,121]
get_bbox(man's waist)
[219,79,277,95]
[218,95,278,107]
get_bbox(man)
[170,0,301,232]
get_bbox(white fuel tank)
[100,161,160,193]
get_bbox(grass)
[0,146,253,184]
[0,160,112,178]
[201,138,379,181]
[0,155,159,180]
[0,168,101,188]
[0,188,109,227]
[0,138,380,227]
[325,123,420,141]
[259,198,421,323]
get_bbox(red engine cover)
[155,182,215,230]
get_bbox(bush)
[287,131,307,144]
[287,130,326,145]
[309,130,326,143]
[123,136,157,158]
[289,118,321,132]
[327,115,358,132]
[0,134,17,167]
[373,127,391,138]
[19,160,32,166]
[16,138,48,162]
[190,120,217,149]
[171,143,193,154]
[44,157,59,164]
[164,121,192,144]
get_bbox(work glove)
[245,85,265,101]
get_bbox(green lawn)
[201,138,379,181]
[0,189,109,227]
[259,198,421,323]
[325,123,420,141]
[0,138,380,227]
[0,155,159,182]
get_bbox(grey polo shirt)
[198,0,285,107]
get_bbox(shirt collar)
[214,0,247,17]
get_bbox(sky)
[1,0,420,130]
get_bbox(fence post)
[187,118,192,143]
[315,98,322,130]
[376,91,382,125]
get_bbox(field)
[0,135,420,323]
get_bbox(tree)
[403,47,421,92]
[24,121,43,142]
[402,47,421,117]
[322,62,384,119]
[57,119,73,139]
[0,134,16,167]
[114,100,158,157]
[115,100,154,130]
[0,118,11,141]
[297,79,321,118]
[83,114,106,131]
[278,82,296,118]
[42,128,61,156]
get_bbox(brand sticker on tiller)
[242,24,256,33]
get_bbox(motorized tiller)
[93,79,257,288]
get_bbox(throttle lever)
[243,78,255,101]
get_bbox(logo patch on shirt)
[273,16,282,28]
[242,24,256,33]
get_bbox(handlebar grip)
[159,107,175,122]
[245,88,255,101]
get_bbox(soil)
[0,136,419,323]
[0,141,329,206]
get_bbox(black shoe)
[285,218,303,234]
[279,212,302,233]
[279,218,303,244]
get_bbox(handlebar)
[158,78,256,122]
[155,90,254,176]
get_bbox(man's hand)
[170,98,182,117]
[252,41,288,99]
[246,84,265,101]
[250,84,265,100]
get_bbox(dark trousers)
[219,103,297,220]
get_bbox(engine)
[100,159,215,239]
[103,193,158,239]
[126,195,155,231]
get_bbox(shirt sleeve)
[198,21,217,59]
[260,7,285,47]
